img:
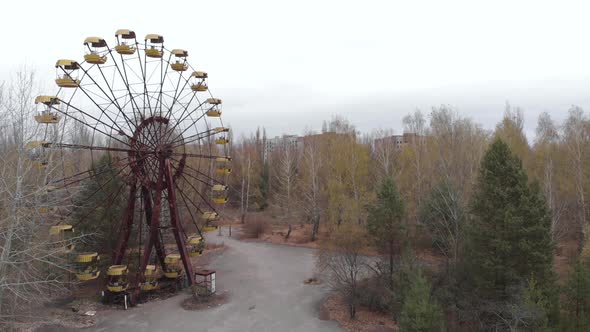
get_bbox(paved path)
[89,229,341,332]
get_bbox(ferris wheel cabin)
[74,252,100,281]
[49,225,75,253]
[212,184,229,204]
[215,137,230,145]
[106,265,129,292]
[84,37,108,64]
[163,254,183,279]
[206,98,222,117]
[115,29,136,55]
[191,71,208,91]
[140,265,158,291]
[34,96,61,124]
[216,157,232,175]
[201,211,219,232]
[187,235,204,257]
[145,34,163,58]
[214,127,230,133]
[55,60,80,88]
[171,49,188,71]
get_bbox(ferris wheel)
[30,29,231,304]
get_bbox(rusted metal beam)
[134,161,165,299]
[141,185,167,268]
[112,178,137,265]
[164,159,195,286]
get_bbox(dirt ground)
[320,294,398,332]
[181,291,231,310]
[241,208,575,281]
[27,243,227,332]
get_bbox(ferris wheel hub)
[128,116,186,189]
[155,144,174,159]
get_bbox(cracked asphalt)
[88,228,341,332]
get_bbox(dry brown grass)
[320,294,398,332]
[181,291,230,311]
[241,217,271,239]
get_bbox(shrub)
[357,277,393,313]
[242,218,269,238]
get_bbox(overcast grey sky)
[1,0,589,139]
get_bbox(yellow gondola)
[140,265,158,291]
[84,37,108,64]
[207,98,222,105]
[214,127,229,133]
[49,225,75,253]
[170,49,188,71]
[216,168,232,175]
[206,108,221,117]
[34,96,61,124]
[163,254,182,279]
[26,140,51,167]
[74,252,100,281]
[190,71,208,91]
[145,34,164,58]
[212,184,228,204]
[26,140,51,152]
[187,234,205,257]
[212,184,228,191]
[192,82,208,92]
[39,206,57,214]
[202,225,218,232]
[106,265,129,292]
[215,137,229,145]
[215,157,232,175]
[25,141,51,162]
[55,60,80,88]
[202,211,219,220]
[115,29,136,55]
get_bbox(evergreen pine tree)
[466,139,557,324]
[73,153,126,253]
[367,177,406,282]
[562,259,590,330]
[399,271,445,332]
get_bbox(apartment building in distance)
[263,135,303,160]
[373,132,421,150]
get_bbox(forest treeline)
[231,105,586,249]
[229,104,590,331]
[1,66,590,330]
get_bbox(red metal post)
[164,159,195,286]
[112,179,137,265]
[134,162,165,298]
[141,185,167,268]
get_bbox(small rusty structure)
[194,269,216,296]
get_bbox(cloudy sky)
[1,0,589,139]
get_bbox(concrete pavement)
[88,228,341,332]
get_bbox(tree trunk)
[311,213,320,242]
[285,223,292,240]
[243,157,251,224]
[389,240,394,287]
[349,302,356,319]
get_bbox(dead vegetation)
[181,291,230,311]
[320,294,398,332]
[241,217,270,239]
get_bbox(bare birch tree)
[534,112,566,241]
[563,106,589,250]
[301,133,323,241]
[273,139,298,236]
[0,68,83,325]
